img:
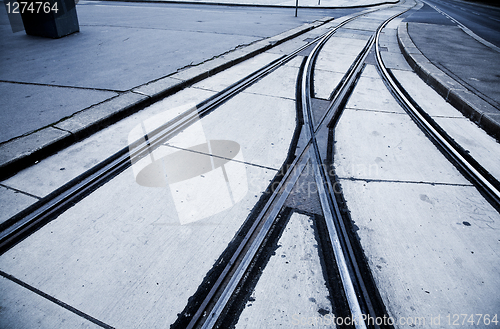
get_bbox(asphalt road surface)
[424,0,500,47]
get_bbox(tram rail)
[2,1,499,328]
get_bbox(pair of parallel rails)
[1,1,499,328]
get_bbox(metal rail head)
[301,21,369,329]
[299,3,418,328]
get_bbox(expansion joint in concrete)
[338,176,474,187]
[164,144,279,171]
[0,183,42,200]
[0,270,114,329]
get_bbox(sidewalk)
[0,0,396,179]
[398,2,500,140]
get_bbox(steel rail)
[193,3,423,329]
[191,10,396,329]
[375,13,500,208]
[193,147,310,329]
[301,26,368,329]
[301,3,416,328]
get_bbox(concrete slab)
[390,64,500,182]
[339,180,500,326]
[378,39,400,53]
[315,36,369,74]
[320,35,370,56]
[0,276,102,329]
[284,55,306,69]
[313,69,344,100]
[345,65,404,114]
[167,92,296,170]
[0,24,259,92]
[0,186,38,225]
[192,52,282,92]
[334,109,470,185]
[244,65,299,101]
[343,17,383,31]
[333,28,373,40]
[54,92,149,135]
[2,88,215,199]
[317,52,360,74]
[265,38,310,56]
[132,77,184,99]
[235,213,333,329]
[434,116,500,181]
[171,55,238,83]
[358,62,380,79]
[380,50,413,71]
[0,127,71,170]
[391,69,465,118]
[0,82,117,144]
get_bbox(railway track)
[182,3,419,329]
[1,1,499,328]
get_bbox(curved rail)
[191,12,382,329]
[375,15,500,209]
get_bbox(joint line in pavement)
[164,144,279,171]
[0,183,42,200]
[0,270,115,329]
[337,177,474,187]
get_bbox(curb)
[0,17,335,180]
[397,22,500,141]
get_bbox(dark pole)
[295,0,298,17]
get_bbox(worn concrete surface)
[314,35,369,99]
[235,213,334,328]
[0,186,38,226]
[0,276,102,329]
